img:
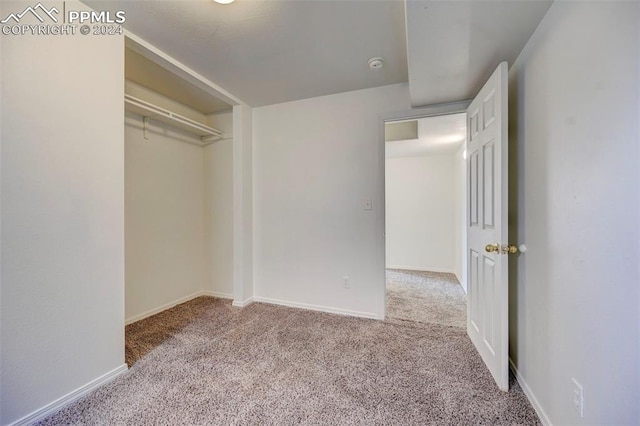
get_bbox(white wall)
[233,104,254,305]
[204,112,234,297]
[508,1,639,424]
[0,1,125,423]
[253,83,411,318]
[453,144,467,292]
[124,112,206,322]
[385,154,455,273]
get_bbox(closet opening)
[123,39,235,366]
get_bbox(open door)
[466,62,512,391]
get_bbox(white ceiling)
[385,113,466,158]
[86,0,408,107]
[85,0,551,108]
[406,0,552,107]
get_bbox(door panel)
[483,141,495,229]
[482,255,496,354]
[466,62,509,391]
[469,249,480,332]
[470,150,479,227]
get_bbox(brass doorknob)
[485,243,500,253]
[485,243,519,254]
[503,244,519,254]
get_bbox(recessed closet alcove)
[124,38,235,324]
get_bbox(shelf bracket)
[143,116,149,140]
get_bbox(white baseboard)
[202,290,233,300]
[454,273,468,294]
[252,296,381,320]
[125,290,232,325]
[386,265,456,274]
[125,290,205,325]
[9,364,128,426]
[509,358,552,426]
[232,297,254,308]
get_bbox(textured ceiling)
[406,0,553,107]
[85,0,552,108]
[86,0,408,107]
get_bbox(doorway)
[380,63,510,390]
[382,103,469,327]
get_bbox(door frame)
[378,100,471,320]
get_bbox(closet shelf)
[125,94,223,145]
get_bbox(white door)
[466,62,510,391]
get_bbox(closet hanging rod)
[124,94,223,140]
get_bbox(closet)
[124,44,234,324]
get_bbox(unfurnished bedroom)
[1,0,638,425]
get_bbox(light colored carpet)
[38,297,540,425]
[386,269,467,329]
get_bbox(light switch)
[364,199,372,210]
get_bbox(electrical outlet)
[343,276,350,289]
[572,378,584,418]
